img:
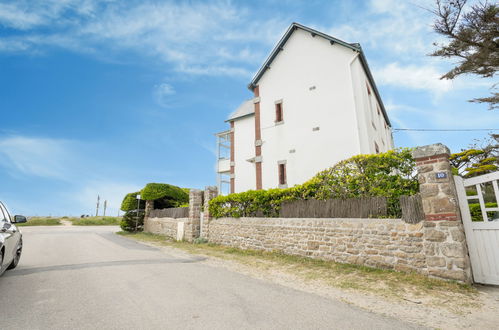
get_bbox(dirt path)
[135,238,499,330]
[60,219,72,226]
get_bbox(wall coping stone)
[412,143,450,159]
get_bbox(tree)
[450,135,499,177]
[430,0,498,110]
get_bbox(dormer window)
[275,100,283,123]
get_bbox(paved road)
[0,226,423,329]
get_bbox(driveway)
[0,226,423,329]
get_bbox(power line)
[393,128,499,132]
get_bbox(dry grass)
[117,231,480,312]
[17,217,62,226]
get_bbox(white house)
[216,23,394,195]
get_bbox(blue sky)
[0,0,497,216]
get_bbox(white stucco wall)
[349,57,394,154]
[257,29,364,189]
[229,28,394,192]
[233,115,255,192]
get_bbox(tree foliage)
[209,149,419,218]
[430,0,498,109]
[120,192,145,212]
[140,183,189,208]
[120,210,145,232]
[450,135,499,177]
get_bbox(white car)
[0,201,26,276]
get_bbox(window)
[374,142,380,154]
[366,83,371,95]
[278,163,287,185]
[275,102,283,123]
[377,106,381,116]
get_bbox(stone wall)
[207,217,470,282]
[144,217,188,239]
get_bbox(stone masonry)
[143,144,472,283]
[202,186,218,239]
[413,143,472,282]
[184,189,204,242]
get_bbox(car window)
[0,202,11,222]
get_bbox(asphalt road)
[0,226,424,329]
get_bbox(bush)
[120,210,145,232]
[141,183,189,208]
[469,202,498,221]
[121,192,145,212]
[209,149,418,218]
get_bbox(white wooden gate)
[455,172,499,285]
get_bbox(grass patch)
[117,231,477,310]
[17,217,62,226]
[70,216,121,226]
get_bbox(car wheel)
[7,239,22,270]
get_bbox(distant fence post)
[412,143,472,283]
[185,189,203,242]
[202,186,218,239]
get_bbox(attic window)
[275,101,283,123]
[366,83,371,95]
[377,106,381,116]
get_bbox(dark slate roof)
[247,22,391,127]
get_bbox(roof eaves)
[248,22,360,90]
[357,49,391,127]
[224,112,255,123]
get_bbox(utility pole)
[95,195,100,217]
[103,200,107,217]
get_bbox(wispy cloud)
[0,136,77,179]
[374,63,452,94]
[0,1,288,78]
[153,83,175,108]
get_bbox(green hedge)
[141,183,189,207]
[469,202,498,221]
[121,192,145,212]
[120,210,145,232]
[209,149,418,218]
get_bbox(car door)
[0,201,17,266]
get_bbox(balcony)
[218,158,231,173]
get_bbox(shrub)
[209,149,418,218]
[141,183,189,208]
[120,210,145,232]
[71,216,121,226]
[121,192,145,212]
[469,202,498,221]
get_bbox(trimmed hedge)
[209,149,418,218]
[121,192,145,212]
[469,202,498,221]
[141,183,189,208]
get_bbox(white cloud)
[0,1,289,78]
[375,62,452,93]
[153,83,175,107]
[0,136,77,179]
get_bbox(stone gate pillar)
[412,143,472,283]
[202,186,218,239]
[185,189,203,242]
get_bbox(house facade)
[216,23,394,195]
